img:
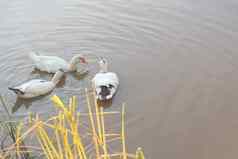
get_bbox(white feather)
[93,72,119,87]
[9,70,64,98]
[29,52,86,73]
[92,59,119,100]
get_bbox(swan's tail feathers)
[28,51,39,61]
[96,85,115,100]
[99,86,111,100]
[8,87,24,95]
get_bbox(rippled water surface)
[1,0,238,158]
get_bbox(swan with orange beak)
[29,52,88,73]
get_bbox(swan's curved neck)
[100,61,108,73]
[51,71,64,84]
[69,56,78,71]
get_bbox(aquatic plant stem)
[121,104,127,159]
[85,88,100,159]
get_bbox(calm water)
[1,0,238,158]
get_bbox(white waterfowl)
[29,52,87,73]
[8,69,65,98]
[92,58,119,100]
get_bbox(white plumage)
[92,58,119,100]
[9,70,65,98]
[29,52,87,73]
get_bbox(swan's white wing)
[92,72,119,100]
[93,72,119,87]
[14,79,46,92]
[38,56,67,63]
[30,54,69,73]
[15,79,54,95]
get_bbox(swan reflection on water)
[97,98,113,108]
[12,95,49,113]
[31,66,89,81]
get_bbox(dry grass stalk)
[0,89,145,159]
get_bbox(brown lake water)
[1,0,238,158]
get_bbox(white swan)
[29,52,87,73]
[92,58,119,100]
[9,69,65,98]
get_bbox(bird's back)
[29,52,68,73]
[15,79,54,95]
[93,72,119,87]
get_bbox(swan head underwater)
[51,69,66,84]
[8,69,65,98]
